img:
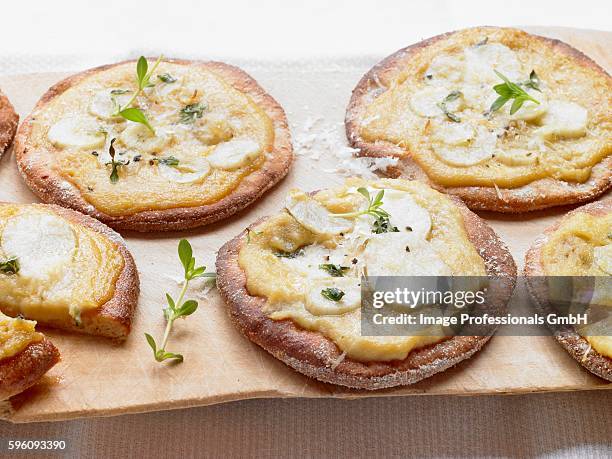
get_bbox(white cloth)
[1,0,610,74]
[0,392,611,457]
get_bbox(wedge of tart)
[217,178,516,389]
[0,312,60,400]
[0,203,139,338]
[525,199,611,381]
[14,58,293,231]
[0,89,18,158]
[346,27,611,212]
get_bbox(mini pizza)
[217,178,516,389]
[14,58,292,231]
[0,203,139,338]
[346,27,612,212]
[0,311,60,400]
[0,89,19,158]
[525,199,611,381]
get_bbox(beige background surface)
[0,0,611,456]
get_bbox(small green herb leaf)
[145,333,157,354]
[372,215,399,234]
[136,56,148,87]
[321,287,345,302]
[189,266,205,278]
[112,55,162,123]
[179,103,207,124]
[488,70,540,116]
[246,228,263,243]
[165,293,176,311]
[158,351,183,363]
[0,257,19,275]
[110,89,131,95]
[119,107,155,134]
[333,187,390,221]
[442,110,461,123]
[158,73,177,83]
[178,239,193,276]
[177,300,198,317]
[444,91,462,102]
[274,249,304,259]
[437,91,462,123]
[319,264,349,277]
[160,156,179,166]
[489,96,508,114]
[105,138,129,184]
[523,70,541,92]
[510,98,524,115]
[140,55,162,89]
[151,156,180,167]
[108,139,119,183]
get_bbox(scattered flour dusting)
[164,274,185,286]
[293,116,397,179]
[194,278,217,300]
[163,274,216,300]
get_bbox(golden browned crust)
[524,198,612,381]
[0,89,19,158]
[216,193,517,390]
[0,338,60,400]
[14,59,293,232]
[0,203,140,339]
[345,27,612,212]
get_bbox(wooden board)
[0,26,610,423]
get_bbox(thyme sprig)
[488,70,540,115]
[145,239,216,364]
[113,56,163,133]
[105,138,129,184]
[333,187,390,220]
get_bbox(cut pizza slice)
[0,203,139,339]
[0,311,60,400]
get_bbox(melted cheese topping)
[541,210,612,357]
[28,61,274,216]
[0,311,42,361]
[359,28,611,188]
[238,179,486,362]
[542,212,611,276]
[0,204,124,324]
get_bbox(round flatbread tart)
[217,178,517,389]
[0,202,139,339]
[525,199,611,381]
[14,58,293,231]
[346,27,612,212]
[0,89,19,158]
